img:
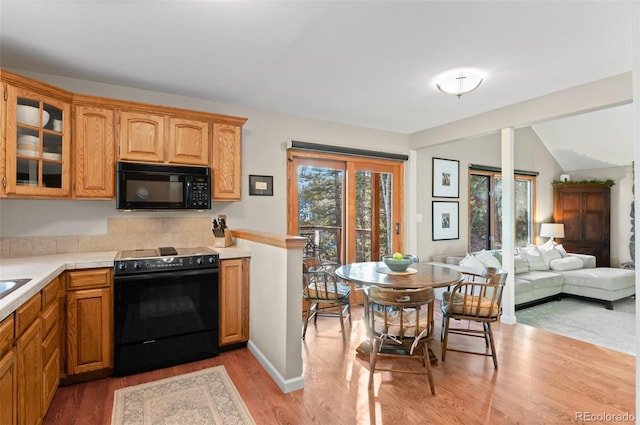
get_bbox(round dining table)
[335,261,463,363]
[335,261,463,290]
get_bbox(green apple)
[392,252,403,260]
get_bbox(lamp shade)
[540,223,565,239]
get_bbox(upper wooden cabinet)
[213,123,242,201]
[1,70,72,198]
[73,102,115,198]
[1,70,248,201]
[168,117,209,165]
[118,111,210,166]
[117,110,165,163]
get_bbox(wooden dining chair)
[440,267,508,368]
[363,285,436,394]
[302,257,352,341]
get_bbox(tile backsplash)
[0,217,217,258]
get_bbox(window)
[287,149,404,264]
[469,169,536,251]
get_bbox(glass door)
[6,85,70,196]
[288,150,404,265]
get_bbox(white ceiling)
[0,1,635,169]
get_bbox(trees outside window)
[469,170,536,252]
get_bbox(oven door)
[114,268,219,375]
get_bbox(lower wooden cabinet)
[65,269,113,375]
[41,277,60,414]
[16,318,42,425]
[41,326,59,414]
[219,258,250,346]
[0,348,17,425]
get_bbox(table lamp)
[540,223,565,243]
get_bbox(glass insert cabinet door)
[4,85,71,196]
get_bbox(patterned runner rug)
[516,296,636,355]
[111,365,256,425]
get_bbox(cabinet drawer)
[0,315,14,356]
[15,293,41,337]
[42,324,59,363]
[41,301,59,338]
[67,269,111,290]
[41,276,60,308]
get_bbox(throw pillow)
[555,244,568,257]
[539,239,555,252]
[492,251,503,264]
[458,253,484,269]
[549,256,583,271]
[518,245,547,271]
[537,242,563,268]
[514,255,529,274]
[474,250,502,268]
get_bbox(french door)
[287,149,404,265]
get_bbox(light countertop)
[0,246,251,322]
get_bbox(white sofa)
[429,248,635,310]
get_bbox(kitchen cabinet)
[117,110,165,163]
[553,183,611,267]
[40,278,60,414]
[219,258,250,346]
[1,70,72,198]
[212,123,242,201]
[15,293,43,425]
[118,110,210,166]
[168,117,209,165]
[0,314,16,425]
[73,102,115,198]
[65,268,113,376]
[1,69,248,202]
[0,348,17,425]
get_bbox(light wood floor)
[44,303,635,425]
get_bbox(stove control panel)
[114,254,219,275]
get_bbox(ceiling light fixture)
[434,68,484,98]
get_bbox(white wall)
[414,126,563,261]
[0,69,410,239]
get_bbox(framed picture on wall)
[432,201,459,241]
[249,175,273,196]
[432,157,459,198]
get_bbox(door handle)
[395,223,400,235]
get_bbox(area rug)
[111,365,256,425]
[516,297,636,355]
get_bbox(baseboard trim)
[247,340,304,394]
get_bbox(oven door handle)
[114,267,218,283]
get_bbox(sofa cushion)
[518,246,548,271]
[516,270,564,289]
[538,242,563,267]
[549,256,583,271]
[474,250,502,269]
[559,268,635,291]
[555,244,569,258]
[567,253,596,269]
[459,253,484,269]
[514,278,533,294]
[514,255,529,274]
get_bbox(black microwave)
[116,162,211,210]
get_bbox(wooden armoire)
[552,183,611,266]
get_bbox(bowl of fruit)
[382,253,413,272]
